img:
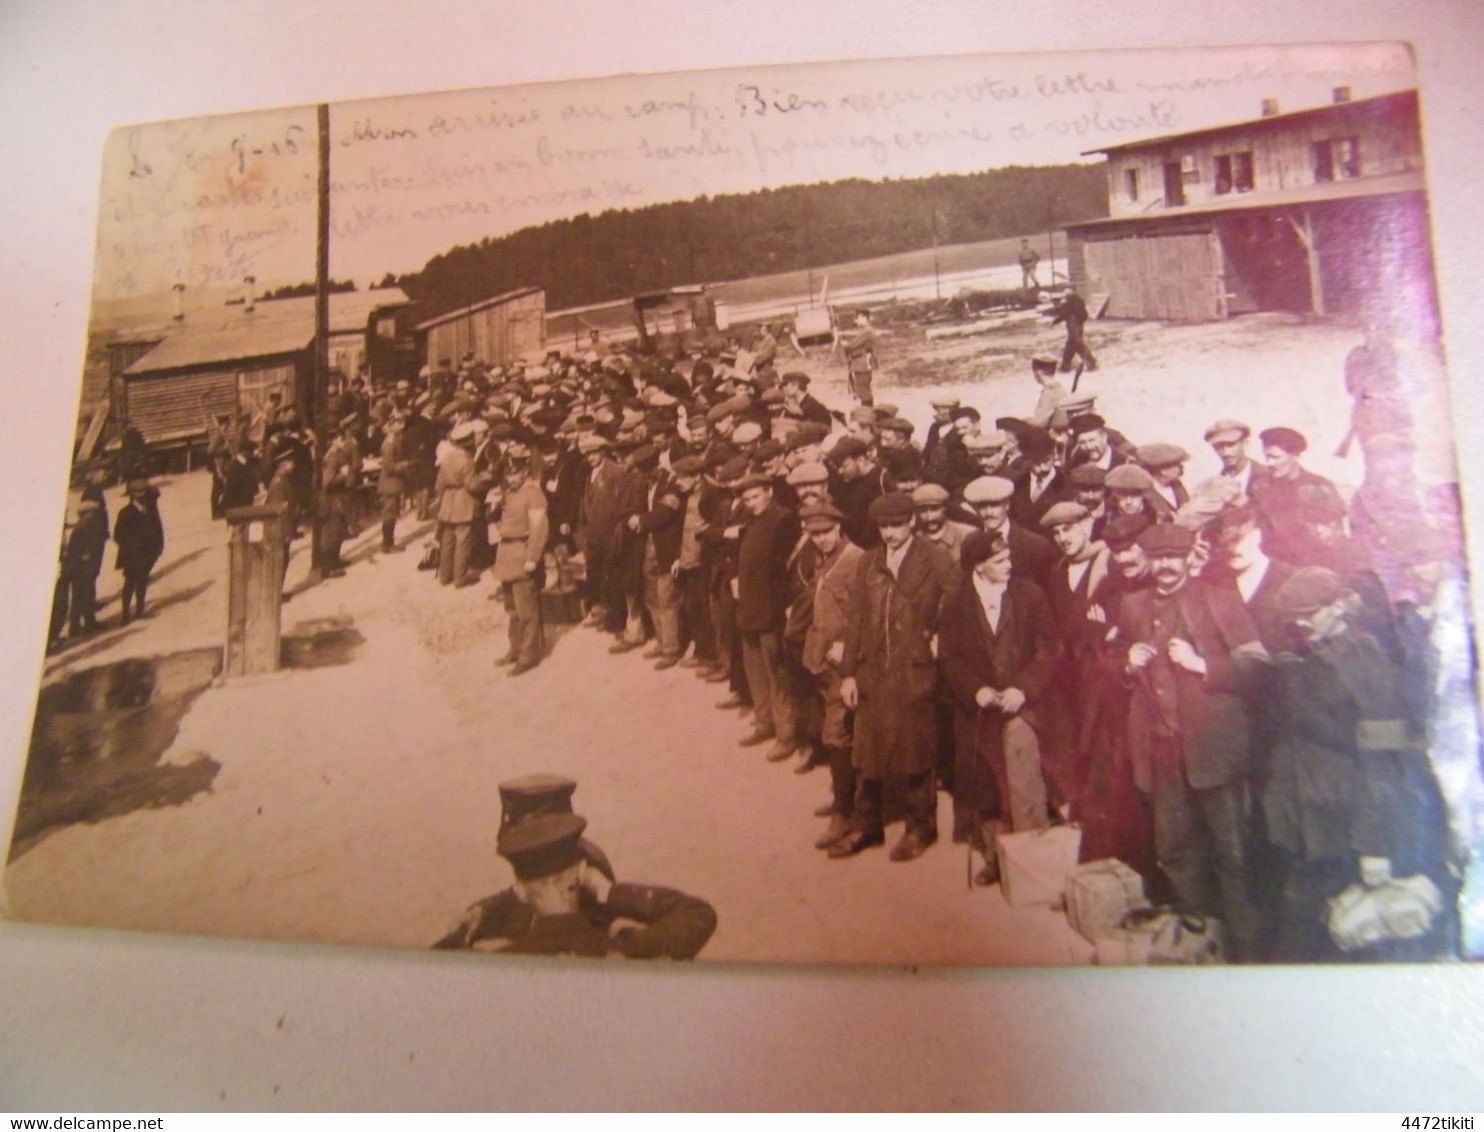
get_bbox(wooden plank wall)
[1084,231,1225,321]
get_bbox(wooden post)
[1287,207,1326,317]
[224,503,287,677]
[310,102,331,577]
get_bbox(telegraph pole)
[310,103,331,578]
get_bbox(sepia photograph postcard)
[7,41,1482,970]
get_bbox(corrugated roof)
[125,287,409,375]
[1080,89,1419,158]
[414,286,543,332]
[1064,170,1425,232]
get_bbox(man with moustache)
[1113,523,1269,959]
[960,475,1058,591]
[912,482,976,564]
[831,493,961,862]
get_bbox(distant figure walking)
[1050,289,1098,373]
[1018,238,1041,290]
[113,478,165,624]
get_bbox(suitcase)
[994,825,1082,907]
[1093,907,1225,966]
[1066,858,1148,944]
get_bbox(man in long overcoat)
[1112,522,1268,959]
[112,478,165,624]
[833,492,961,862]
[939,530,1060,885]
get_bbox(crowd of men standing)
[77,311,1478,963]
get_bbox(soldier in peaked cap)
[434,811,717,959]
[496,774,615,881]
[922,394,960,469]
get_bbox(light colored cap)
[962,476,1015,504]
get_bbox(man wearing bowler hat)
[831,493,961,862]
[1112,522,1269,959]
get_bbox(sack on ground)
[1094,906,1225,966]
[995,825,1082,907]
[1066,858,1148,943]
[1326,875,1444,953]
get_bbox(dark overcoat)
[1264,628,1446,872]
[113,499,164,575]
[841,536,960,778]
[939,577,1059,807]
[1113,578,1267,793]
[736,502,800,634]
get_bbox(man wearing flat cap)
[922,397,959,469]
[434,807,717,959]
[1136,443,1191,520]
[1112,521,1269,959]
[939,529,1061,882]
[827,435,887,550]
[796,502,868,848]
[961,475,1057,591]
[1261,568,1449,961]
[912,482,976,565]
[780,372,832,427]
[319,417,362,579]
[831,493,961,862]
[734,472,803,760]
[1204,419,1267,503]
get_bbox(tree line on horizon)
[368,163,1108,316]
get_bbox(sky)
[92,42,1415,311]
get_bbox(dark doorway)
[1218,215,1312,314]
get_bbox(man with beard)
[1113,522,1268,959]
[831,493,961,862]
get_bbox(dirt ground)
[2,309,1463,967]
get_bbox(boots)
[814,812,853,850]
[974,819,1004,887]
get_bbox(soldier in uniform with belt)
[434,776,717,960]
[492,457,550,676]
